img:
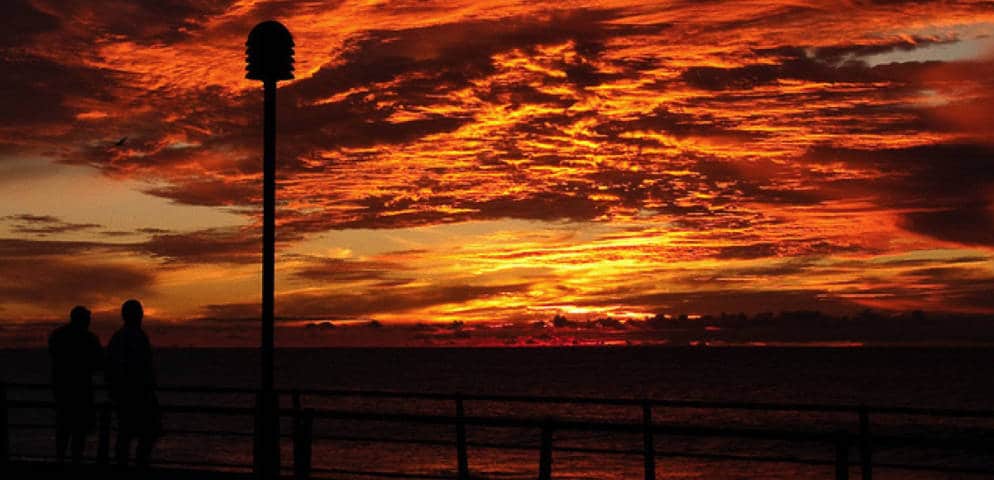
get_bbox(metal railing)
[3,381,993,479]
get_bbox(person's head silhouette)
[70,305,91,329]
[122,299,144,327]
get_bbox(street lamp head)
[246,20,295,82]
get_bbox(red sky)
[3,1,994,346]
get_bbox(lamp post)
[246,20,294,480]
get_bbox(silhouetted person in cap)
[48,305,103,465]
[106,299,161,469]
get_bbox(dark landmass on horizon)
[4,309,994,348]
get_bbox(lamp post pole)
[262,78,276,401]
[246,20,294,480]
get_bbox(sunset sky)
[3,1,994,346]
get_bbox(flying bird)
[114,137,128,147]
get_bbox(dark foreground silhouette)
[7,460,252,479]
[48,306,103,464]
[105,299,161,469]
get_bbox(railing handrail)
[8,398,993,451]
[5,381,994,419]
[7,387,994,478]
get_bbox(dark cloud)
[809,35,957,63]
[805,143,994,246]
[715,240,860,260]
[200,282,533,321]
[872,254,988,267]
[594,106,768,141]
[471,192,608,222]
[0,257,154,307]
[291,256,410,283]
[196,303,261,323]
[3,1,60,48]
[287,9,651,102]
[139,228,259,264]
[0,56,127,129]
[900,205,994,247]
[0,238,125,257]
[205,0,349,40]
[3,214,102,235]
[713,242,780,260]
[5,214,58,223]
[286,103,470,149]
[566,288,857,316]
[310,189,613,231]
[680,48,940,91]
[283,282,532,318]
[144,179,258,207]
[30,0,237,44]
[477,83,577,110]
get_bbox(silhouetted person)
[106,299,161,469]
[48,305,103,465]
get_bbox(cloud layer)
[3,1,994,345]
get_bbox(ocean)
[3,347,993,479]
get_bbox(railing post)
[97,403,112,465]
[858,406,871,480]
[1,382,8,466]
[293,409,313,480]
[455,396,469,480]
[642,401,655,480]
[538,418,554,480]
[254,389,281,479]
[835,431,850,480]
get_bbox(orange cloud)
[3,1,994,345]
